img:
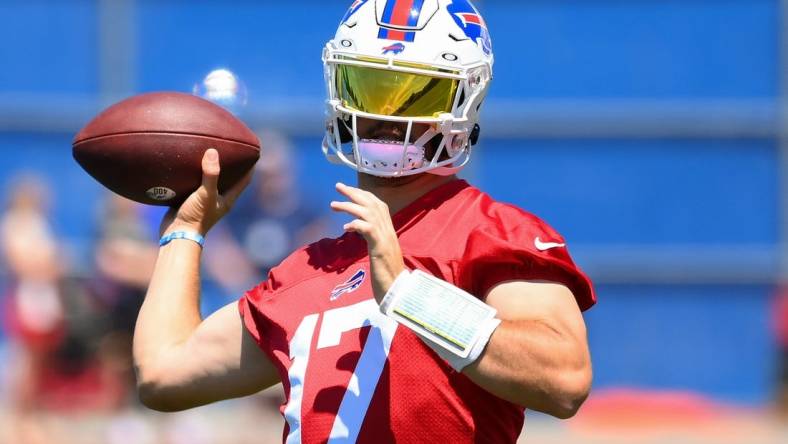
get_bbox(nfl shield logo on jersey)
[329,269,366,301]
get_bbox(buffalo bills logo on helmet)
[447,0,492,55]
[341,0,370,24]
[382,42,406,55]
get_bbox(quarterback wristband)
[380,270,501,372]
[159,231,205,248]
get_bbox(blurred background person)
[204,129,330,296]
[0,180,158,444]
[89,193,158,402]
[1,175,66,443]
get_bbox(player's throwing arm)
[133,150,280,412]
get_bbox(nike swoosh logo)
[534,237,566,251]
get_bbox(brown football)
[73,91,260,206]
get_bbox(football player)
[133,1,596,442]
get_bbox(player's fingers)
[330,201,369,220]
[200,149,220,199]
[336,182,373,205]
[343,219,372,234]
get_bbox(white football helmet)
[322,0,493,177]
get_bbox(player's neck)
[357,173,458,215]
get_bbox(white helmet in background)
[322,0,493,177]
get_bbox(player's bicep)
[485,280,588,344]
[473,280,591,415]
[141,302,280,411]
[184,302,280,388]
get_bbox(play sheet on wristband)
[390,271,497,358]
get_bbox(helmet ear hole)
[469,124,481,146]
[337,118,353,144]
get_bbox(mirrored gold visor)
[335,64,459,118]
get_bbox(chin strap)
[427,147,472,176]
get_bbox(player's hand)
[160,149,252,238]
[331,183,405,303]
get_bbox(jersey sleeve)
[237,269,290,361]
[457,209,596,311]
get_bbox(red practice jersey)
[239,179,595,443]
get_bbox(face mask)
[356,140,425,174]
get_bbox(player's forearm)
[133,240,203,393]
[463,319,592,418]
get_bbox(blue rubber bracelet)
[159,231,205,248]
